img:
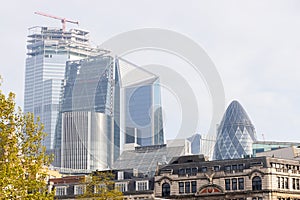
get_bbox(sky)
[1,0,300,142]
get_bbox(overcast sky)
[1,0,300,142]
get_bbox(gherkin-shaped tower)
[213,100,257,160]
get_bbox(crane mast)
[34,11,79,32]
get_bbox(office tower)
[213,100,257,160]
[24,26,102,151]
[199,134,216,160]
[54,56,165,171]
[57,55,120,171]
[187,134,201,154]
[117,58,164,146]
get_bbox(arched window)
[162,183,170,197]
[252,176,262,190]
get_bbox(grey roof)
[213,100,257,160]
[256,146,300,160]
[112,144,187,177]
[158,155,270,176]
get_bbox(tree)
[77,171,123,200]
[0,77,54,199]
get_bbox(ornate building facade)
[50,154,300,199]
[155,155,300,200]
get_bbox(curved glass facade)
[56,55,120,170]
[213,100,257,160]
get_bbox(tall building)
[213,100,257,160]
[118,58,164,146]
[54,56,165,171]
[57,55,120,171]
[25,26,165,171]
[24,26,102,151]
[200,134,216,160]
[187,134,201,155]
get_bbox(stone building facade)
[155,155,300,200]
[50,155,300,199]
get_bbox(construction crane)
[34,11,79,32]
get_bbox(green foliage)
[77,171,123,200]
[0,76,54,199]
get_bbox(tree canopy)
[77,171,123,200]
[0,77,54,199]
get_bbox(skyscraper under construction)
[24,25,165,172]
[24,26,104,151]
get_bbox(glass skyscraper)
[57,55,120,170]
[24,26,165,172]
[24,26,103,151]
[117,58,164,146]
[56,56,164,171]
[213,100,257,160]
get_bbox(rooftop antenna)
[34,11,79,32]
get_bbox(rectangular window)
[55,186,66,196]
[238,178,244,190]
[115,182,127,192]
[271,162,276,168]
[285,178,289,189]
[278,177,281,188]
[238,164,244,170]
[281,177,284,189]
[293,178,296,190]
[179,168,185,176]
[297,179,300,190]
[191,181,197,193]
[95,184,106,194]
[74,185,85,195]
[186,168,191,175]
[214,165,220,171]
[232,178,237,190]
[117,171,124,180]
[225,179,230,190]
[192,167,198,175]
[179,182,184,194]
[136,180,148,191]
[202,167,207,172]
[232,165,237,171]
[258,197,263,200]
[185,182,190,193]
[225,165,231,171]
